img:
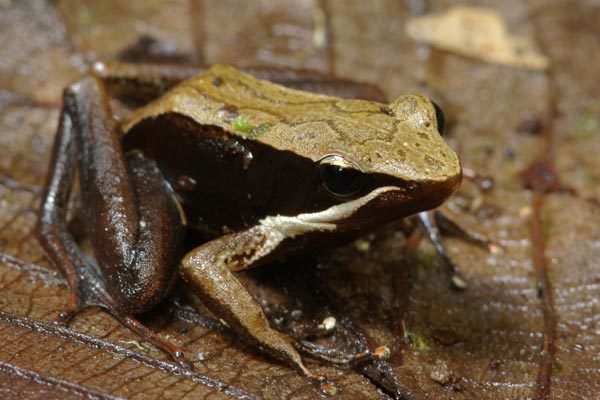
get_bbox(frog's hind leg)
[38,76,188,368]
[179,226,325,382]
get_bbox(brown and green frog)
[38,61,461,387]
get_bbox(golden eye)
[318,155,364,198]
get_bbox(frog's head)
[267,92,462,233]
[124,65,461,234]
[246,87,462,237]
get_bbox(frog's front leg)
[181,225,323,381]
[38,76,188,366]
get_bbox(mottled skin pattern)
[38,63,461,389]
[124,65,459,182]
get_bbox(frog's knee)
[181,247,208,275]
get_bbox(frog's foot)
[296,340,390,367]
[417,210,501,290]
[63,300,193,371]
[430,210,501,253]
[52,263,111,324]
[118,314,194,371]
[281,315,390,366]
[53,265,193,371]
[417,210,467,290]
[54,289,84,324]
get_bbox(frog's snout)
[407,168,462,210]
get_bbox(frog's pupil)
[432,101,446,135]
[321,163,362,198]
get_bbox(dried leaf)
[1,1,600,399]
[406,6,550,70]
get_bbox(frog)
[37,61,461,385]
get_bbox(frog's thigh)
[69,76,184,314]
[180,227,317,379]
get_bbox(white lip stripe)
[258,186,397,239]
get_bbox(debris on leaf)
[402,320,431,352]
[405,6,550,70]
[320,316,337,332]
[373,346,391,360]
[430,359,452,385]
[353,238,371,253]
[430,359,463,390]
[318,381,339,397]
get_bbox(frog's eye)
[432,101,446,136]
[318,155,364,198]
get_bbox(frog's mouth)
[330,183,455,232]
[259,186,395,239]
[259,175,459,240]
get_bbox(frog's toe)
[54,270,109,323]
[53,301,81,325]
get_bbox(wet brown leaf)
[1,0,599,399]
